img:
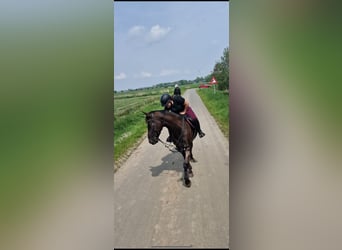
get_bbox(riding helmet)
[160,93,171,106]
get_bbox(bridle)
[158,114,186,153]
[147,113,160,143]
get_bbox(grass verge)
[196,88,229,138]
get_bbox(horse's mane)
[150,110,182,117]
[149,109,166,113]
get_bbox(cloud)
[145,25,171,43]
[128,25,145,36]
[114,72,127,80]
[140,71,152,78]
[127,24,171,44]
[159,69,179,76]
[133,71,152,79]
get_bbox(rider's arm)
[179,99,189,115]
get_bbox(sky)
[114,1,229,91]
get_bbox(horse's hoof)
[184,179,191,187]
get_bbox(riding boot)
[193,119,205,138]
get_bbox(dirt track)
[114,89,229,248]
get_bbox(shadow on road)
[149,152,184,177]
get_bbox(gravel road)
[114,88,229,248]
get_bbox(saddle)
[184,116,195,129]
[183,116,197,138]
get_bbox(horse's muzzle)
[148,137,159,145]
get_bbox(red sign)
[210,77,217,85]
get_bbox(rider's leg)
[193,118,205,138]
[185,107,205,138]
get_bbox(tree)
[209,47,229,91]
[205,74,212,83]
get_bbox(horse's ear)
[142,111,148,116]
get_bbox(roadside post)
[209,76,218,94]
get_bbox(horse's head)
[143,111,164,145]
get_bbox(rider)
[160,87,206,141]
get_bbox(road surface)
[114,88,229,248]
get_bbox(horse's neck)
[162,113,183,132]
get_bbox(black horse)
[143,110,197,187]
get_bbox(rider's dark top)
[171,95,185,113]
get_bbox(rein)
[158,138,178,152]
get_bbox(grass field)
[114,90,164,167]
[197,88,229,138]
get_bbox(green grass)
[196,88,229,138]
[114,101,161,164]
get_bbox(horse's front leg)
[190,145,197,163]
[183,148,192,187]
